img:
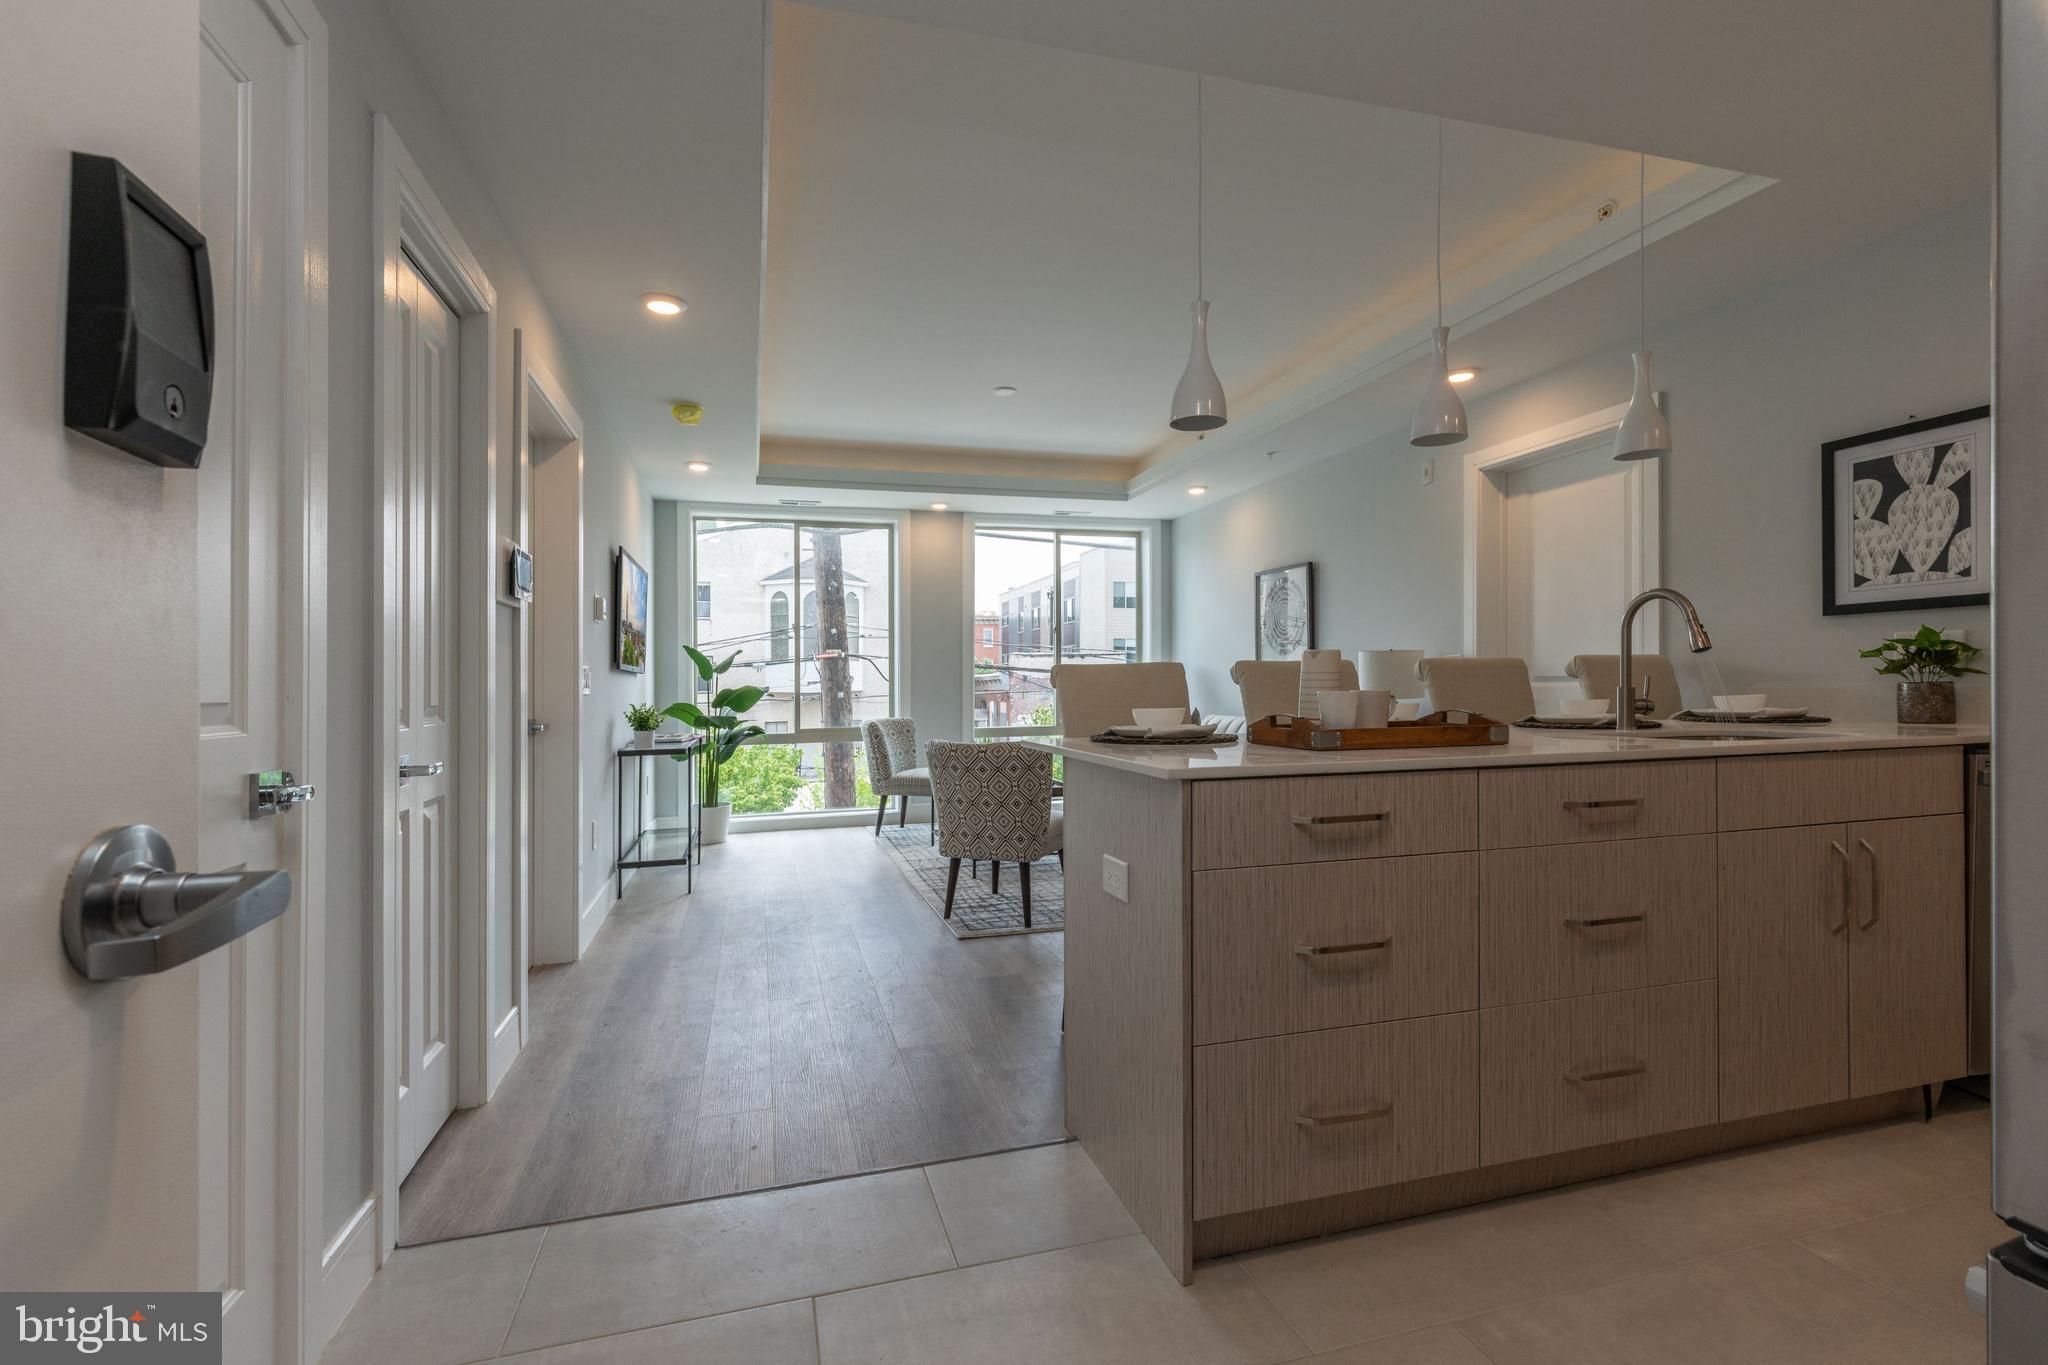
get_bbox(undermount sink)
[1626,731,1782,741]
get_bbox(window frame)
[968,519,1156,738]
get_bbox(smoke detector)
[670,401,704,426]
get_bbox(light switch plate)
[1422,456,1436,486]
[1102,854,1129,903]
[581,664,593,695]
[593,594,608,622]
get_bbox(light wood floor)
[398,826,1067,1244]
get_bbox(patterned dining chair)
[925,741,1063,926]
[861,718,932,837]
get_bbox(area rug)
[876,824,1064,939]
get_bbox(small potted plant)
[1858,625,1984,725]
[663,645,768,845]
[624,702,664,750]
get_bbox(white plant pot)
[701,803,732,845]
[633,730,655,750]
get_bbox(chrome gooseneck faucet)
[1617,588,1713,731]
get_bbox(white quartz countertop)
[1040,721,1987,780]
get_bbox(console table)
[615,735,702,897]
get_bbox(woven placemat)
[1669,710,1833,725]
[1087,729,1233,746]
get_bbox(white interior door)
[395,255,459,1177]
[197,0,299,1356]
[1496,440,1657,708]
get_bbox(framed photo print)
[1821,406,1990,616]
[614,547,650,672]
[1253,561,1314,660]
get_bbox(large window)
[973,526,1142,733]
[690,516,896,813]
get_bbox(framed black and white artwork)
[1821,406,1990,616]
[1253,561,1314,660]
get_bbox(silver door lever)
[398,761,445,779]
[62,825,291,981]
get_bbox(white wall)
[1173,201,1992,723]
[0,0,204,1289]
[314,0,646,1249]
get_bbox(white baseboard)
[577,876,612,954]
[485,1005,521,1098]
[312,1196,377,1350]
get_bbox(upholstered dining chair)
[1416,656,1537,722]
[1230,658,1359,723]
[926,741,1063,926]
[861,718,933,837]
[1047,661,1190,738]
[1565,653,1687,718]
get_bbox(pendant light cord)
[1196,73,1205,301]
[1638,153,1647,348]
[1435,117,1444,328]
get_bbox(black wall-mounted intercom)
[64,152,215,468]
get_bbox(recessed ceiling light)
[686,459,711,473]
[1187,484,1209,496]
[992,385,1018,397]
[929,501,949,511]
[1447,368,1478,385]
[642,292,687,316]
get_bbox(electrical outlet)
[1102,854,1129,903]
[1422,456,1436,486]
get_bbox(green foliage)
[719,744,806,814]
[1858,625,1986,683]
[664,646,771,807]
[623,702,663,732]
[1027,701,1056,727]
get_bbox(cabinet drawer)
[1191,771,1476,870]
[1717,747,1964,831]
[1479,981,1717,1165]
[1193,1012,1479,1219]
[1478,760,1714,849]
[1479,836,1716,1007]
[1194,854,1477,1044]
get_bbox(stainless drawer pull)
[1857,836,1880,929]
[1291,811,1390,829]
[1294,938,1392,957]
[1294,1102,1393,1128]
[1565,1062,1648,1083]
[1829,840,1852,934]
[1562,797,1643,811]
[1564,914,1647,930]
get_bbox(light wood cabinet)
[1478,759,1715,849]
[1193,855,1477,1045]
[1849,815,1968,1097]
[1718,814,1966,1120]
[1717,748,1963,831]
[1191,770,1475,870]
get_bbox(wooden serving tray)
[1247,712,1510,751]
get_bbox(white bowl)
[1131,707,1186,730]
[1712,693,1768,713]
[1555,698,1612,717]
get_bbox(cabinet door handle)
[1562,797,1642,811]
[1295,1102,1393,1128]
[1292,811,1389,829]
[1857,836,1879,929]
[1565,1062,1647,1083]
[1829,841,1852,934]
[1564,913,1647,929]
[1294,938,1392,957]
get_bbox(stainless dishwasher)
[1969,747,1993,1076]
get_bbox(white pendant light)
[1170,73,1227,432]
[1614,154,1671,460]
[1411,117,1468,447]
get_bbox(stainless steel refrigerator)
[1991,3,2048,1357]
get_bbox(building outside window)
[696,582,712,619]
[973,526,1142,733]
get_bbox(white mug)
[1357,690,1394,728]
[1316,690,1362,728]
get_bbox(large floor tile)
[321,1227,543,1365]
[1563,1126,1922,1262]
[1454,1240,1981,1365]
[923,1141,1138,1266]
[1232,1191,1670,1352]
[1304,1324,1496,1364]
[502,1300,818,1363]
[502,1168,954,1353]
[814,1233,1306,1365]
[1797,1191,2006,1337]
[1822,1106,1994,1206]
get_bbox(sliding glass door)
[972,526,1142,736]
[691,516,895,813]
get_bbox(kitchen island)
[1048,722,1986,1282]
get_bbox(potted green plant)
[1858,624,1984,724]
[623,702,664,750]
[663,645,768,845]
